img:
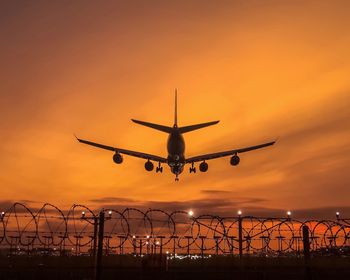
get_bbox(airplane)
[76,90,276,181]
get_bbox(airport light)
[108,210,112,218]
[237,210,242,217]
[156,241,160,245]
[132,235,136,239]
[81,211,85,219]
[146,235,150,239]
[287,211,292,219]
[188,210,194,217]
[336,211,340,219]
[0,211,4,220]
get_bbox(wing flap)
[76,137,167,163]
[185,141,276,163]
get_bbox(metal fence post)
[302,225,310,260]
[302,225,311,279]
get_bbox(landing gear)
[189,162,196,173]
[156,166,163,173]
[175,174,179,182]
[156,162,163,173]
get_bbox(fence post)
[302,225,311,279]
[238,216,243,258]
[95,211,105,280]
[302,225,310,260]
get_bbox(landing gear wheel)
[156,163,163,173]
[189,163,196,173]
[156,167,163,173]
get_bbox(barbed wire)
[1,202,350,256]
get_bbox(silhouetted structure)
[76,91,275,181]
[1,202,350,258]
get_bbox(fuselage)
[167,126,185,175]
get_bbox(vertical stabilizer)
[174,89,178,127]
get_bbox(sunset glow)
[0,0,349,218]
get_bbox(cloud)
[201,189,232,194]
[89,197,136,204]
[1,199,350,220]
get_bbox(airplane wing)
[76,137,167,163]
[185,141,276,163]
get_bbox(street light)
[0,211,4,220]
[237,210,242,217]
[81,211,85,219]
[287,211,292,219]
[108,210,112,218]
[336,211,340,219]
[188,210,194,217]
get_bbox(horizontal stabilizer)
[131,119,173,133]
[178,121,219,133]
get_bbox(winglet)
[174,88,178,127]
[74,134,81,142]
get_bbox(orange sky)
[0,0,350,218]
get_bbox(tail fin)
[131,119,172,133]
[178,120,220,133]
[174,88,178,127]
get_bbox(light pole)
[237,210,243,259]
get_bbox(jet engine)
[199,161,208,172]
[230,155,240,166]
[145,160,154,171]
[113,153,123,164]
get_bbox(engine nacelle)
[145,160,154,171]
[113,153,123,164]
[199,161,208,172]
[230,155,240,166]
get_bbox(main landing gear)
[156,162,163,173]
[189,162,196,173]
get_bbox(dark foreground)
[1,255,350,280]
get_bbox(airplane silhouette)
[76,90,276,181]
